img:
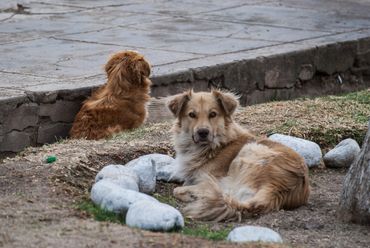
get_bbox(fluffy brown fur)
[70,50,151,140]
[167,90,310,222]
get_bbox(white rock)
[126,200,184,231]
[227,226,283,243]
[91,180,115,205]
[162,163,184,183]
[95,164,139,192]
[90,180,157,214]
[125,156,156,194]
[156,165,177,181]
[134,153,184,182]
[152,155,180,182]
[141,154,174,167]
[269,134,322,168]
[324,138,361,168]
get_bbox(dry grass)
[12,123,174,195]
[235,89,370,149]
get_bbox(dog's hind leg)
[240,187,283,216]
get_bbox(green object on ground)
[46,156,57,163]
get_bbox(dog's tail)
[182,173,308,222]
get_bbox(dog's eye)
[209,112,217,118]
[188,112,196,118]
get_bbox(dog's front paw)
[173,186,198,202]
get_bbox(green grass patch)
[323,90,370,124]
[326,90,370,104]
[76,200,233,241]
[77,200,125,224]
[181,222,232,241]
[271,119,301,135]
[353,112,369,123]
[307,127,367,148]
[319,90,370,104]
[153,193,177,207]
[281,119,299,129]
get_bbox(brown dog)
[167,90,310,222]
[70,51,151,140]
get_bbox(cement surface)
[1,0,370,98]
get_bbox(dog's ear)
[167,90,192,117]
[104,55,120,77]
[212,89,239,116]
[106,64,130,91]
[128,58,151,84]
[104,53,130,91]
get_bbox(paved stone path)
[1,0,370,98]
[1,0,370,152]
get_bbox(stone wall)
[1,38,370,152]
[0,88,92,152]
[151,38,370,106]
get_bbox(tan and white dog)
[167,90,310,222]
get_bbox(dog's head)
[167,90,239,146]
[105,50,151,89]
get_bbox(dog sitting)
[167,90,310,222]
[70,50,151,140]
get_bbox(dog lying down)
[167,90,310,222]
[70,50,151,140]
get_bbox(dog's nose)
[197,128,209,139]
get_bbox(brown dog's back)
[70,51,151,140]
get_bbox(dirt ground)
[1,147,369,248]
[1,93,369,247]
[0,159,282,248]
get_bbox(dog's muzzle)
[193,128,211,144]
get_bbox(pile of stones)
[91,154,184,231]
